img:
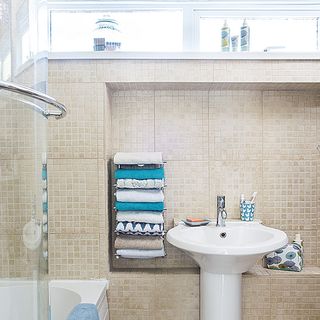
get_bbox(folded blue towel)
[67,303,99,320]
[115,168,164,180]
[116,201,164,212]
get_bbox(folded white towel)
[116,212,164,224]
[116,248,165,259]
[116,179,164,189]
[116,189,164,203]
[114,152,163,165]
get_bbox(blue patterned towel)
[67,303,99,320]
[115,167,164,180]
[116,221,164,236]
[115,201,164,212]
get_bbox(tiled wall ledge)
[245,265,320,278]
[106,81,320,91]
[48,58,320,83]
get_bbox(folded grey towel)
[115,235,164,250]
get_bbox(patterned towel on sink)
[264,243,303,272]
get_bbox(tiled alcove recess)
[108,81,320,270]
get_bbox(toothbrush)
[250,192,257,203]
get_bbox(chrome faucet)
[216,196,228,227]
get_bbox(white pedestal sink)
[166,221,287,320]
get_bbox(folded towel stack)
[114,152,166,259]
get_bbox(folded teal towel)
[67,303,99,320]
[116,201,164,212]
[115,168,164,180]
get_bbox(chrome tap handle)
[221,209,227,220]
[217,196,225,209]
[216,196,227,227]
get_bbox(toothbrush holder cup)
[240,202,255,221]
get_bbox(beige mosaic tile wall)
[47,82,108,278]
[48,59,320,320]
[0,0,49,278]
[111,89,319,267]
[0,98,46,277]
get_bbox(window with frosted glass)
[200,17,319,52]
[50,10,183,52]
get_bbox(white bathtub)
[0,280,37,320]
[50,280,109,320]
[0,279,109,320]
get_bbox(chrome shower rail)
[0,80,67,119]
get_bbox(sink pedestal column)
[200,271,241,320]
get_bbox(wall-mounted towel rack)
[0,80,67,119]
[108,159,198,271]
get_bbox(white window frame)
[47,1,320,53]
[48,2,185,52]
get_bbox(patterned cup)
[240,202,255,221]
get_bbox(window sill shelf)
[48,51,320,61]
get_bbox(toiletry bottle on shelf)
[240,19,250,51]
[221,20,230,52]
[293,234,304,251]
[231,35,239,52]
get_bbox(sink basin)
[167,221,288,320]
[167,221,288,273]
